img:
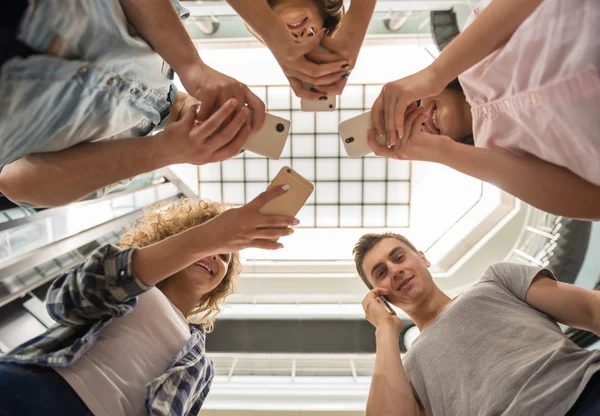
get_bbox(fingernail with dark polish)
[310,87,318,92]
[341,63,349,69]
[341,73,349,79]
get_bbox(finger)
[249,184,290,209]
[383,90,399,146]
[399,108,426,149]
[196,98,238,137]
[261,215,299,227]
[211,123,252,162]
[197,93,218,122]
[305,49,346,64]
[394,100,412,145]
[308,69,349,86]
[294,58,349,80]
[180,104,199,128]
[368,287,390,299]
[371,94,385,137]
[289,78,324,100]
[315,80,345,95]
[244,87,266,132]
[405,101,419,118]
[204,103,247,145]
[367,127,393,158]
[248,239,285,250]
[253,227,294,239]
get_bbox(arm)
[526,273,600,336]
[119,0,266,129]
[0,98,249,207]
[430,0,543,87]
[362,288,423,416]
[371,0,543,143]
[439,142,600,221]
[368,114,600,221]
[0,134,172,207]
[367,324,424,416]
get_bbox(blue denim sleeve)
[45,244,152,327]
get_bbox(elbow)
[0,160,61,208]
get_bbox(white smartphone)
[259,166,314,218]
[301,94,337,112]
[338,111,386,158]
[300,76,337,112]
[243,112,291,160]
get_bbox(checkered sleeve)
[45,244,152,327]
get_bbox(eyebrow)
[370,246,403,278]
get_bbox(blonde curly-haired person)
[0,185,297,416]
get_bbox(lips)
[194,260,213,275]
[397,276,414,291]
[287,17,308,30]
[426,103,440,134]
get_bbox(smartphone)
[338,111,386,158]
[300,81,337,112]
[301,94,337,112]
[377,296,394,314]
[259,166,314,217]
[243,112,291,160]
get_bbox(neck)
[158,283,203,318]
[461,93,474,136]
[404,286,453,331]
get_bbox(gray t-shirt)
[402,262,600,416]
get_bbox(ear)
[419,251,431,268]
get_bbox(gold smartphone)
[259,166,314,217]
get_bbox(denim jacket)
[0,0,188,178]
[0,244,214,416]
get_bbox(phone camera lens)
[345,137,355,144]
[276,123,285,132]
[319,96,327,101]
[286,168,292,174]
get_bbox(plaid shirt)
[0,244,214,416]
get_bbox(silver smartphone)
[243,112,291,160]
[338,111,386,158]
[301,94,337,112]
[377,296,394,314]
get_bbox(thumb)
[181,104,199,127]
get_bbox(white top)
[56,287,191,416]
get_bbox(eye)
[395,255,405,262]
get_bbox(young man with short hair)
[353,232,600,416]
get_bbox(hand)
[160,98,251,165]
[178,61,266,133]
[362,287,403,336]
[262,25,348,88]
[200,185,299,252]
[300,46,351,97]
[368,107,453,162]
[371,66,446,146]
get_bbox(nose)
[211,255,217,261]
[290,28,307,40]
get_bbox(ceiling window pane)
[316,111,339,133]
[340,182,362,204]
[223,182,245,205]
[222,159,244,181]
[199,164,220,181]
[245,159,268,182]
[316,182,339,204]
[340,205,363,227]
[316,159,339,181]
[387,182,410,204]
[291,134,315,157]
[315,134,341,157]
[388,160,411,180]
[291,111,316,134]
[387,205,410,227]
[199,183,222,203]
[316,205,338,227]
[364,205,386,227]
[340,159,363,180]
[364,182,386,204]
[363,158,387,180]
[292,159,315,181]
[339,85,365,109]
[267,86,291,110]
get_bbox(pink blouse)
[458,0,600,186]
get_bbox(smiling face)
[361,238,434,308]
[270,0,323,42]
[419,85,473,142]
[172,253,232,297]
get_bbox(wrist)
[427,59,453,94]
[375,321,401,338]
[427,137,457,164]
[150,130,184,166]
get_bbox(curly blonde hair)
[119,198,242,332]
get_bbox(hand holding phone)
[338,111,387,158]
[259,166,314,218]
[377,296,395,314]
